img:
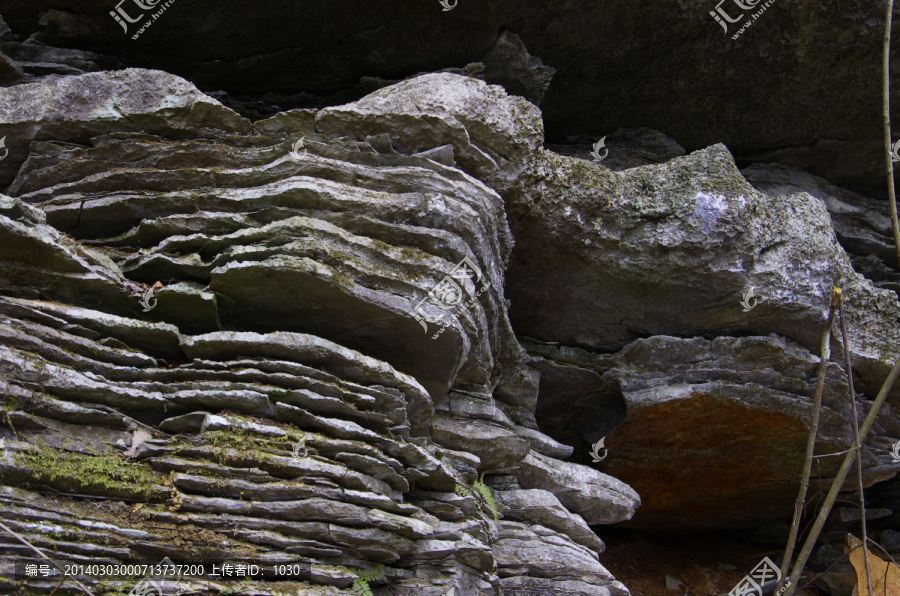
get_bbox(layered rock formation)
[2,0,897,196]
[0,21,899,596]
[0,68,640,595]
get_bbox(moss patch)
[18,446,152,495]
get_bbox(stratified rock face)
[1,54,899,594]
[316,72,544,197]
[0,69,636,595]
[0,68,251,187]
[1,0,895,196]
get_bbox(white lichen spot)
[692,192,730,231]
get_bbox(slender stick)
[0,520,95,596]
[776,287,840,592]
[782,354,900,596]
[884,0,900,268]
[837,290,872,596]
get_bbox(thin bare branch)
[0,520,95,596]
[837,290,872,596]
[782,354,900,596]
[777,287,840,593]
[884,0,900,267]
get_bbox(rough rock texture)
[0,68,636,595]
[525,335,900,531]
[1,25,900,593]
[504,141,900,403]
[0,68,251,187]
[744,163,900,299]
[2,1,898,197]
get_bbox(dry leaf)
[123,429,152,459]
[847,533,900,596]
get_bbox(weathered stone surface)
[515,451,640,526]
[526,333,900,531]
[7,50,897,595]
[505,142,900,402]
[744,163,900,299]
[316,72,544,196]
[493,522,628,596]
[2,0,895,197]
[0,70,640,594]
[547,127,686,172]
[495,489,605,553]
[0,68,251,187]
[0,193,136,312]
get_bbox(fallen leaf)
[847,533,900,596]
[123,429,152,459]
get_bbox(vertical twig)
[837,290,873,596]
[777,287,840,592]
[884,0,900,268]
[782,354,900,596]
[0,520,95,596]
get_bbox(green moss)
[18,446,152,494]
[267,389,293,401]
[186,424,307,466]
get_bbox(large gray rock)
[525,334,900,531]
[493,521,628,596]
[506,143,900,403]
[744,163,900,298]
[6,126,521,403]
[495,488,605,553]
[514,450,641,526]
[0,68,251,187]
[316,72,544,196]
